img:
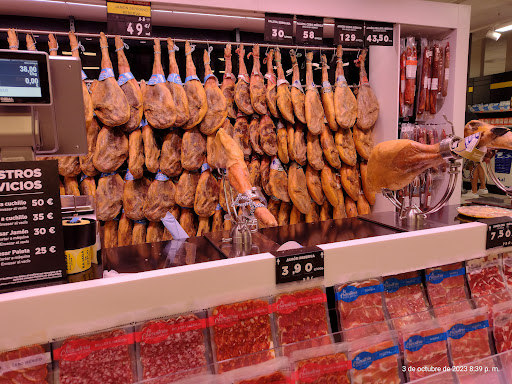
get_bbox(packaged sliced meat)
[273,287,331,356]
[425,262,469,308]
[290,342,351,384]
[348,330,403,384]
[439,306,494,373]
[391,310,432,333]
[342,320,391,343]
[433,299,473,318]
[227,357,290,384]
[53,327,136,384]
[209,298,275,373]
[0,344,51,384]
[383,271,429,322]
[402,318,449,381]
[493,300,512,357]
[335,278,387,334]
[135,311,208,382]
[474,290,512,327]
[502,253,512,289]
[466,258,507,297]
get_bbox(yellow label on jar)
[65,246,93,275]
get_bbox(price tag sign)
[334,19,365,47]
[264,13,294,44]
[273,245,324,285]
[364,21,393,46]
[0,160,65,287]
[479,217,512,249]
[107,0,152,37]
[296,16,324,44]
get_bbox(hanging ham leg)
[290,50,306,124]
[464,120,512,150]
[249,44,267,115]
[115,36,143,132]
[166,38,190,127]
[200,49,228,135]
[234,44,254,115]
[321,54,339,131]
[90,32,130,127]
[183,41,208,129]
[221,44,237,119]
[7,29,18,50]
[355,49,379,130]
[265,49,279,118]
[142,38,176,129]
[93,126,128,173]
[304,51,324,135]
[334,45,357,129]
[275,48,294,124]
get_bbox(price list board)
[334,19,365,47]
[264,13,294,44]
[0,160,65,287]
[107,0,152,37]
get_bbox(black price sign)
[364,21,393,46]
[264,13,294,44]
[273,245,324,285]
[107,0,152,37]
[296,16,324,44]
[334,19,364,47]
[0,160,65,287]
[479,217,512,249]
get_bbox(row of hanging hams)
[7,28,380,248]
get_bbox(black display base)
[359,211,453,232]
[204,230,280,258]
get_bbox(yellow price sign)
[107,1,152,36]
[107,1,150,17]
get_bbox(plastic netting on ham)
[425,262,469,308]
[54,327,136,384]
[0,344,50,384]
[136,312,209,382]
[209,298,275,373]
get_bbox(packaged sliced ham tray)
[52,325,137,384]
[0,343,52,384]
[222,357,291,384]
[134,310,210,382]
[466,256,507,298]
[425,262,469,308]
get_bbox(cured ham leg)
[355,49,379,130]
[220,44,237,119]
[321,54,339,131]
[234,44,254,115]
[142,38,176,129]
[275,49,294,124]
[7,29,18,50]
[215,129,278,227]
[464,120,512,150]
[115,36,143,132]
[304,51,324,135]
[200,49,228,135]
[290,50,306,124]
[90,32,130,127]
[183,41,208,129]
[249,44,267,115]
[265,49,279,118]
[334,45,357,129]
[166,38,190,127]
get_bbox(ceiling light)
[486,30,501,41]
[496,23,512,33]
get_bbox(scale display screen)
[0,50,51,105]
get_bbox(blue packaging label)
[426,268,465,284]
[79,173,87,183]
[216,204,222,210]
[204,73,217,84]
[167,73,183,85]
[336,75,347,84]
[352,345,399,371]
[100,172,117,178]
[98,68,115,81]
[148,74,166,85]
[139,118,148,128]
[185,75,200,83]
[125,169,134,181]
[384,276,422,293]
[69,216,81,224]
[292,80,303,91]
[81,70,87,81]
[155,171,169,181]
[405,332,447,352]
[201,163,210,173]
[134,219,147,225]
[448,320,489,340]
[335,283,384,303]
[118,71,135,86]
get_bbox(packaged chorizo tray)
[0,343,52,383]
[208,297,276,373]
[222,356,291,384]
[52,325,137,384]
[134,310,210,382]
[272,286,332,356]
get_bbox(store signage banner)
[273,245,324,284]
[296,16,324,44]
[264,13,294,44]
[0,160,65,286]
[107,0,152,37]
[334,19,365,47]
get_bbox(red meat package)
[53,326,137,384]
[335,278,387,339]
[474,290,512,327]
[401,318,449,381]
[135,311,209,382]
[502,252,512,289]
[343,320,392,343]
[0,344,51,383]
[209,298,275,373]
[433,299,473,318]
[383,271,429,321]
[492,299,512,354]
[272,286,331,356]
[439,307,494,369]
[223,357,291,384]
[425,262,469,308]
[466,258,507,297]
[290,341,351,384]
[348,330,403,384]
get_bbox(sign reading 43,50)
[264,13,294,44]
[364,21,393,46]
